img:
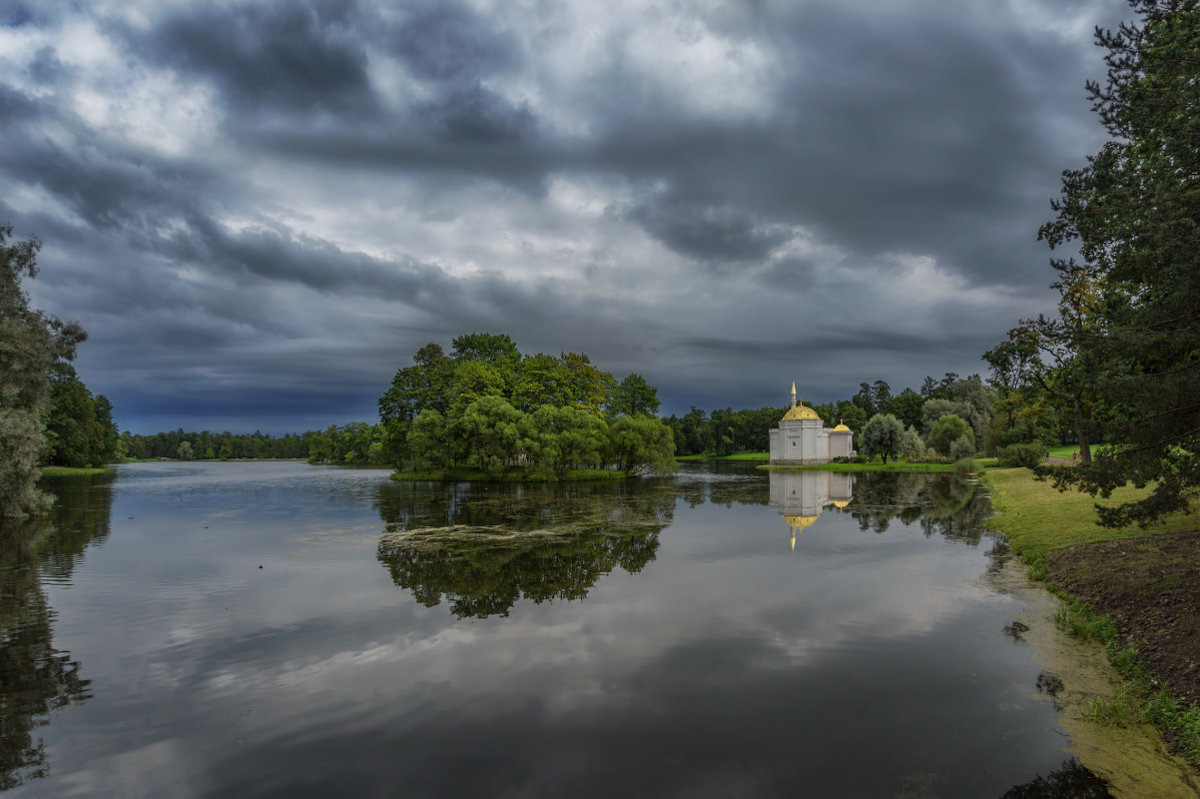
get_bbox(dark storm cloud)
[141,0,376,114]
[626,197,790,264]
[418,83,538,145]
[0,0,1135,431]
[391,1,519,82]
[160,217,459,300]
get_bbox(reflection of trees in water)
[673,461,769,510]
[998,758,1113,798]
[0,474,112,789]
[375,480,675,618]
[846,473,993,545]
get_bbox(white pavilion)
[767,382,853,465]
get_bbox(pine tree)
[1040,1,1200,525]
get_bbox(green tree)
[898,425,925,460]
[453,396,525,474]
[606,416,675,475]
[522,405,607,478]
[512,352,568,411]
[450,332,521,366]
[886,388,925,431]
[921,398,971,435]
[407,409,451,471]
[851,382,877,417]
[447,360,506,420]
[860,413,904,463]
[608,373,661,417]
[43,365,101,468]
[984,267,1101,463]
[0,225,85,520]
[928,415,974,459]
[1033,0,1200,525]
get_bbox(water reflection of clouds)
[33,465,1060,798]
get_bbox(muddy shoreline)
[1048,529,1200,706]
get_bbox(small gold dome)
[832,423,851,432]
[781,404,821,422]
[831,500,851,509]
[782,514,819,531]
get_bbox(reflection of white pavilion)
[768,470,854,550]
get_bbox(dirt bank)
[1049,530,1200,705]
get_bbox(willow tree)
[0,225,85,522]
[1038,0,1200,525]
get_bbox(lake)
[3,461,1117,797]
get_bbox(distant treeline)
[666,373,1000,457]
[121,423,388,465]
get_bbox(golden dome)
[831,423,851,432]
[781,404,821,422]
[831,500,850,509]
[782,514,819,531]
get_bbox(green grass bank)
[39,466,115,477]
[758,459,959,473]
[391,468,632,483]
[984,466,1200,769]
[676,452,770,461]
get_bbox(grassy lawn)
[983,467,1200,559]
[759,460,960,473]
[985,465,1200,768]
[392,468,630,482]
[39,466,115,476]
[676,451,769,461]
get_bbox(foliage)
[949,434,976,460]
[381,335,675,478]
[607,415,676,476]
[608,373,661,417]
[898,425,925,460]
[860,413,904,463]
[887,388,925,430]
[1030,0,1200,526]
[999,442,1048,469]
[120,426,388,464]
[928,414,974,458]
[0,224,88,521]
[983,265,1104,462]
[42,365,119,468]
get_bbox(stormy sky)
[1,0,1128,433]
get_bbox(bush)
[949,434,976,460]
[929,414,974,457]
[998,441,1048,469]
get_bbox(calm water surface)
[3,461,1112,797]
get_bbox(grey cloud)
[419,84,538,145]
[627,198,790,264]
[391,2,519,82]
[142,0,375,115]
[0,0,1134,433]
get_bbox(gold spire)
[790,380,797,408]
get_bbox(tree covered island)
[378,333,674,481]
